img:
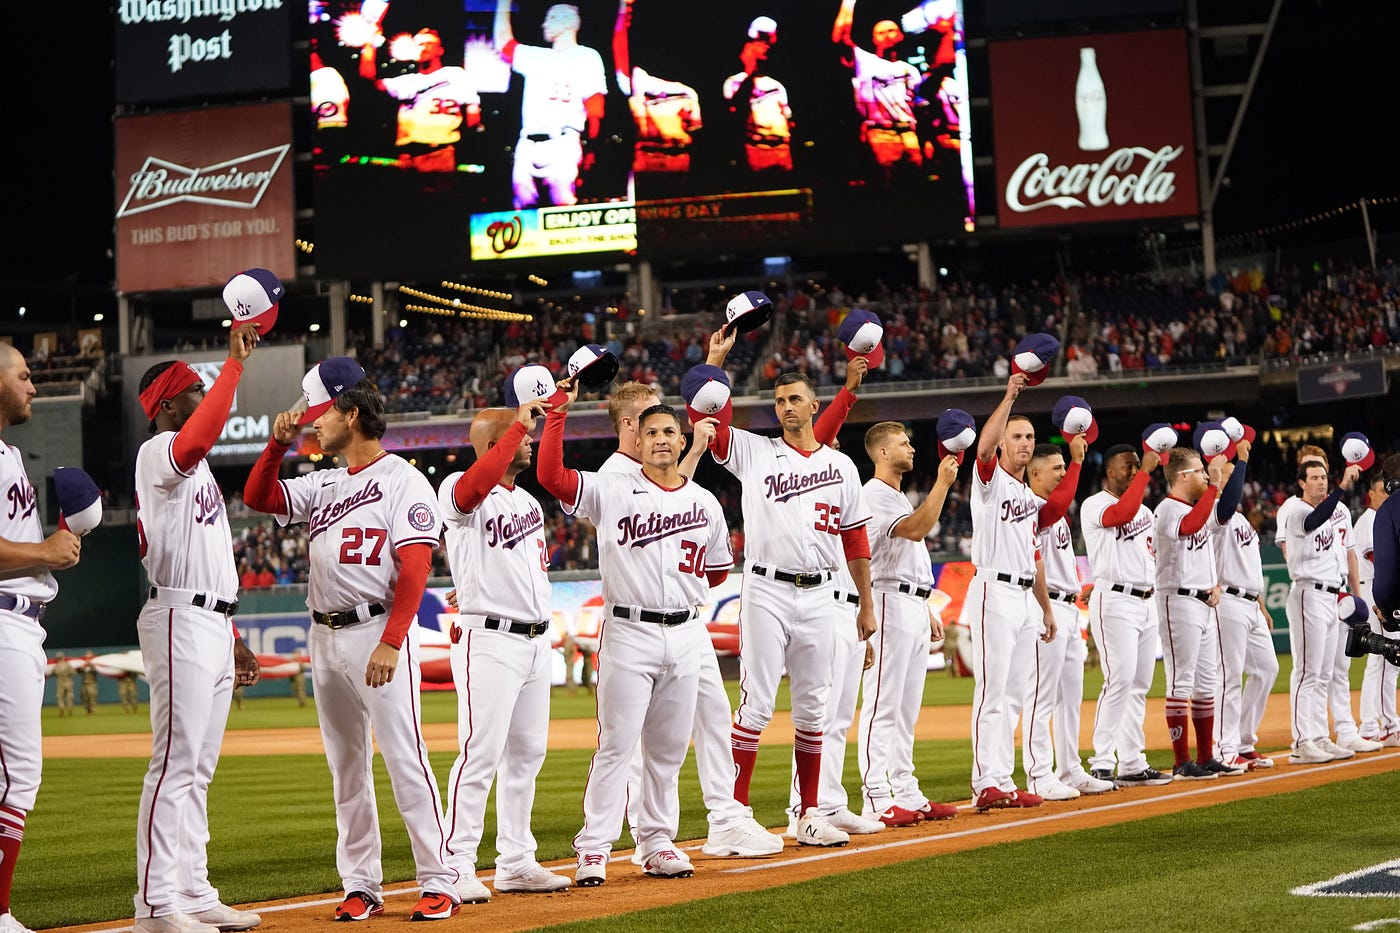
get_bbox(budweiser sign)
[1004,145,1183,214]
[117,145,290,217]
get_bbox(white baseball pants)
[1328,608,1363,742]
[963,573,1039,795]
[1054,612,1093,784]
[0,610,46,812]
[1359,575,1400,737]
[788,598,865,819]
[734,574,837,736]
[1158,594,1221,702]
[858,591,931,813]
[1017,598,1078,791]
[1087,588,1158,775]
[1287,584,1340,746]
[1213,594,1279,757]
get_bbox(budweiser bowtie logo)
[116,145,291,218]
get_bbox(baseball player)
[133,325,263,933]
[243,365,461,922]
[703,329,876,847]
[1356,474,1400,744]
[1280,456,1361,764]
[575,379,781,861]
[1208,437,1279,770]
[1019,438,1115,798]
[1081,442,1172,787]
[495,0,608,208]
[856,421,961,824]
[537,383,733,885]
[437,404,570,902]
[722,16,795,173]
[832,0,924,183]
[1370,455,1400,658]
[1153,445,1237,780]
[613,0,703,173]
[0,344,83,933]
[359,28,481,173]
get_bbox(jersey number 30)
[340,527,388,565]
[678,540,707,577]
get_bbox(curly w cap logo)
[116,145,291,217]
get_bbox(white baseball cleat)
[1338,734,1383,753]
[1384,732,1400,748]
[189,904,261,931]
[642,849,694,878]
[1030,780,1081,801]
[702,816,785,856]
[1288,740,1333,764]
[132,914,220,933]
[493,863,570,893]
[1318,738,1357,760]
[825,808,886,834]
[796,808,849,847]
[453,872,492,903]
[0,913,35,933]
[575,852,608,887]
[1065,771,1116,794]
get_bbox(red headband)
[139,363,202,421]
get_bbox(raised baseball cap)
[837,309,885,368]
[1142,423,1178,454]
[1011,333,1060,386]
[1219,415,1256,446]
[1193,421,1236,461]
[680,364,733,427]
[222,268,284,336]
[935,408,977,464]
[53,466,102,536]
[1341,431,1376,471]
[1338,593,1370,627]
[1051,395,1097,444]
[748,14,777,40]
[566,343,620,390]
[503,364,567,410]
[300,356,368,425]
[723,290,774,336]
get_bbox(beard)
[1,392,31,426]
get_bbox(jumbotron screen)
[309,0,973,276]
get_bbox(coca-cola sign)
[988,30,1199,229]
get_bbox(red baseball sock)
[1191,697,1216,764]
[793,729,823,813]
[1165,696,1190,766]
[0,805,25,914]
[731,723,762,806]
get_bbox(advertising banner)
[1297,359,1389,404]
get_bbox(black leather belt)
[526,129,579,142]
[312,603,386,629]
[834,592,860,606]
[149,586,238,617]
[898,583,933,598]
[749,565,832,589]
[1108,583,1154,599]
[1048,590,1078,604]
[485,617,549,639]
[1223,586,1260,601]
[611,606,696,626]
[992,571,1034,589]
[1175,587,1213,603]
[0,593,47,622]
[1304,581,1342,595]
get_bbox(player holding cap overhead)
[1152,426,1237,780]
[132,324,263,933]
[436,384,571,902]
[961,341,1059,811]
[538,379,734,885]
[0,344,84,933]
[1081,425,1171,788]
[1355,461,1399,745]
[243,359,461,922]
[723,15,795,172]
[704,313,876,848]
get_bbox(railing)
[1258,343,1400,373]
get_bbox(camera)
[1344,621,1400,666]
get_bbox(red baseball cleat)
[974,787,1012,811]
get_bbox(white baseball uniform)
[561,467,733,860]
[627,67,703,172]
[721,72,793,171]
[1080,483,1158,775]
[509,42,607,208]
[0,438,56,874]
[1356,507,1400,738]
[1211,510,1278,758]
[380,66,479,147]
[850,46,921,129]
[1154,495,1221,702]
[1325,504,1362,742]
[437,462,554,880]
[1281,494,1348,746]
[134,429,242,919]
[272,455,458,902]
[961,459,1041,796]
[858,477,936,816]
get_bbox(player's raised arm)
[243,410,299,515]
[169,324,258,473]
[832,0,857,47]
[679,416,718,480]
[893,454,958,541]
[494,0,517,58]
[976,372,1026,465]
[613,0,633,94]
[813,357,865,446]
[452,403,544,513]
[1037,434,1085,527]
[537,379,584,507]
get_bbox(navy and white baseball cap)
[1219,415,1256,447]
[1142,423,1178,454]
[837,309,885,368]
[300,356,368,425]
[1051,395,1097,444]
[935,408,977,464]
[1193,421,1236,461]
[747,14,777,40]
[566,343,619,390]
[680,364,733,426]
[723,290,774,336]
[222,268,284,336]
[1011,333,1060,386]
[1338,593,1370,627]
[503,364,567,410]
[1341,431,1376,470]
[53,466,102,536]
